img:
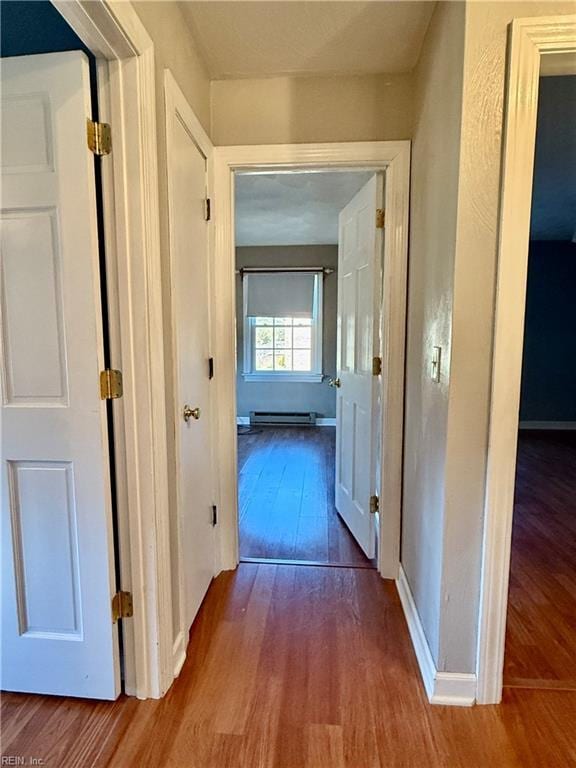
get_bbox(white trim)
[432,674,477,708]
[396,568,436,700]
[519,420,576,430]
[53,0,172,699]
[397,568,476,707]
[477,15,576,706]
[242,373,324,383]
[212,141,410,578]
[236,417,250,426]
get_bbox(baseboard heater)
[249,411,317,426]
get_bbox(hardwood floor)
[3,563,576,767]
[237,426,371,566]
[504,430,576,690]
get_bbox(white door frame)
[52,0,173,699]
[476,14,576,705]
[163,69,215,678]
[211,142,410,578]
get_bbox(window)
[242,272,323,382]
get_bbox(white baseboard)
[172,631,186,679]
[236,416,336,426]
[519,420,576,430]
[396,566,476,707]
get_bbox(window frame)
[242,271,324,383]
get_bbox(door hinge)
[87,119,111,156]
[208,356,214,380]
[372,356,382,376]
[376,208,385,229]
[212,504,218,526]
[112,591,133,623]
[204,198,211,222]
[100,369,123,400]
[369,495,379,514]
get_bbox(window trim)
[242,272,323,383]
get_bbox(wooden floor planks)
[2,562,576,767]
[3,430,575,765]
[504,430,576,689]
[237,426,372,566]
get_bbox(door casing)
[476,14,576,706]
[52,0,173,699]
[211,142,410,579]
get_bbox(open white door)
[165,78,215,643]
[334,174,384,559]
[1,52,120,699]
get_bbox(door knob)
[328,378,341,388]
[183,405,201,422]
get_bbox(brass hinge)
[100,369,123,400]
[376,208,385,229]
[204,198,211,222]
[369,495,379,514]
[87,119,111,156]
[112,591,133,623]
[372,356,382,376]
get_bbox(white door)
[166,98,214,633]
[335,174,384,558]
[0,52,120,699]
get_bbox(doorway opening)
[503,73,576,691]
[234,170,384,569]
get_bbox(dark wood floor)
[237,426,371,566]
[3,562,576,767]
[504,430,576,690]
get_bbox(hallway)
[3,562,576,767]
[238,426,372,566]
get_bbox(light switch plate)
[431,346,442,382]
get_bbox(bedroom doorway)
[234,170,384,567]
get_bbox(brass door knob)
[328,378,341,388]
[183,405,201,422]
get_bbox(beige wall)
[134,2,211,133]
[132,2,212,638]
[404,0,576,676]
[402,0,466,667]
[439,0,576,673]
[211,73,414,145]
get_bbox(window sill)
[242,372,324,383]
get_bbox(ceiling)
[531,75,576,241]
[235,171,374,246]
[180,1,435,79]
